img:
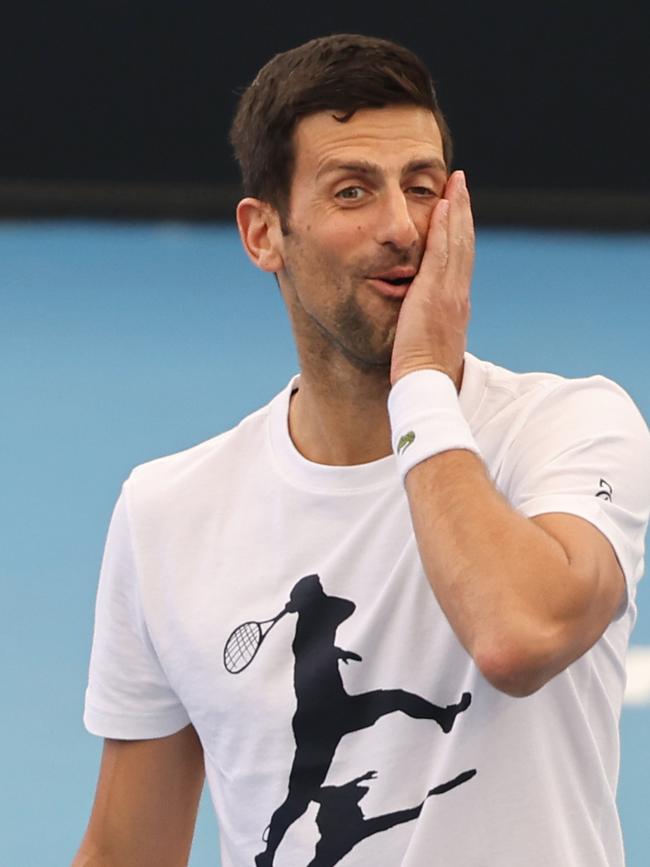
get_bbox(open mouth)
[369,266,417,286]
[366,274,414,299]
[380,276,413,286]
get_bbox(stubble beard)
[323,291,400,371]
[283,233,414,376]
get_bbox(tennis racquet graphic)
[223,606,289,674]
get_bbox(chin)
[340,341,394,371]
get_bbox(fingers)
[445,170,475,291]
[418,170,473,290]
[418,196,449,283]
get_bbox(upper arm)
[531,512,626,646]
[507,378,650,629]
[508,376,650,563]
[481,380,649,695]
[74,724,205,867]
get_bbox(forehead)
[292,105,445,177]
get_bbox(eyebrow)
[316,157,447,181]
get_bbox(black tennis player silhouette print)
[223,573,475,867]
[307,768,477,867]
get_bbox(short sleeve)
[83,487,191,739]
[502,377,650,608]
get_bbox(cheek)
[415,201,438,238]
[284,216,367,285]
[303,230,352,271]
[284,238,342,296]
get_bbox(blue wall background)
[1,222,648,865]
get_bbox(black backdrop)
[1,0,648,226]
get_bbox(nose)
[374,187,420,251]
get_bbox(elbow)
[472,635,558,698]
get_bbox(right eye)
[335,186,367,201]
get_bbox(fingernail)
[458,170,467,190]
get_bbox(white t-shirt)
[84,353,650,867]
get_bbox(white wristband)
[388,369,479,483]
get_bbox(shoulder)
[122,381,292,517]
[465,353,647,441]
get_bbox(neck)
[288,341,465,467]
[289,358,393,466]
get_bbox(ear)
[236,197,284,273]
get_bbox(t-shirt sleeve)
[83,487,191,739]
[502,377,650,611]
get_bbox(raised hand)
[390,170,474,387]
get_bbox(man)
[73,34,650,867]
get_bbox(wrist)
[388,369,479,483]
[390,355,465,391]
[391,362,455,387]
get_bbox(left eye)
[408,186,436,197]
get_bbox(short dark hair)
[230,34,453,222]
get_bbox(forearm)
[405,449,598,695]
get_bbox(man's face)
[276,104,447,371]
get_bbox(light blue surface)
[1,221,648,866]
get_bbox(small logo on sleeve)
[596,479,613,501]
[397,431,416,455]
